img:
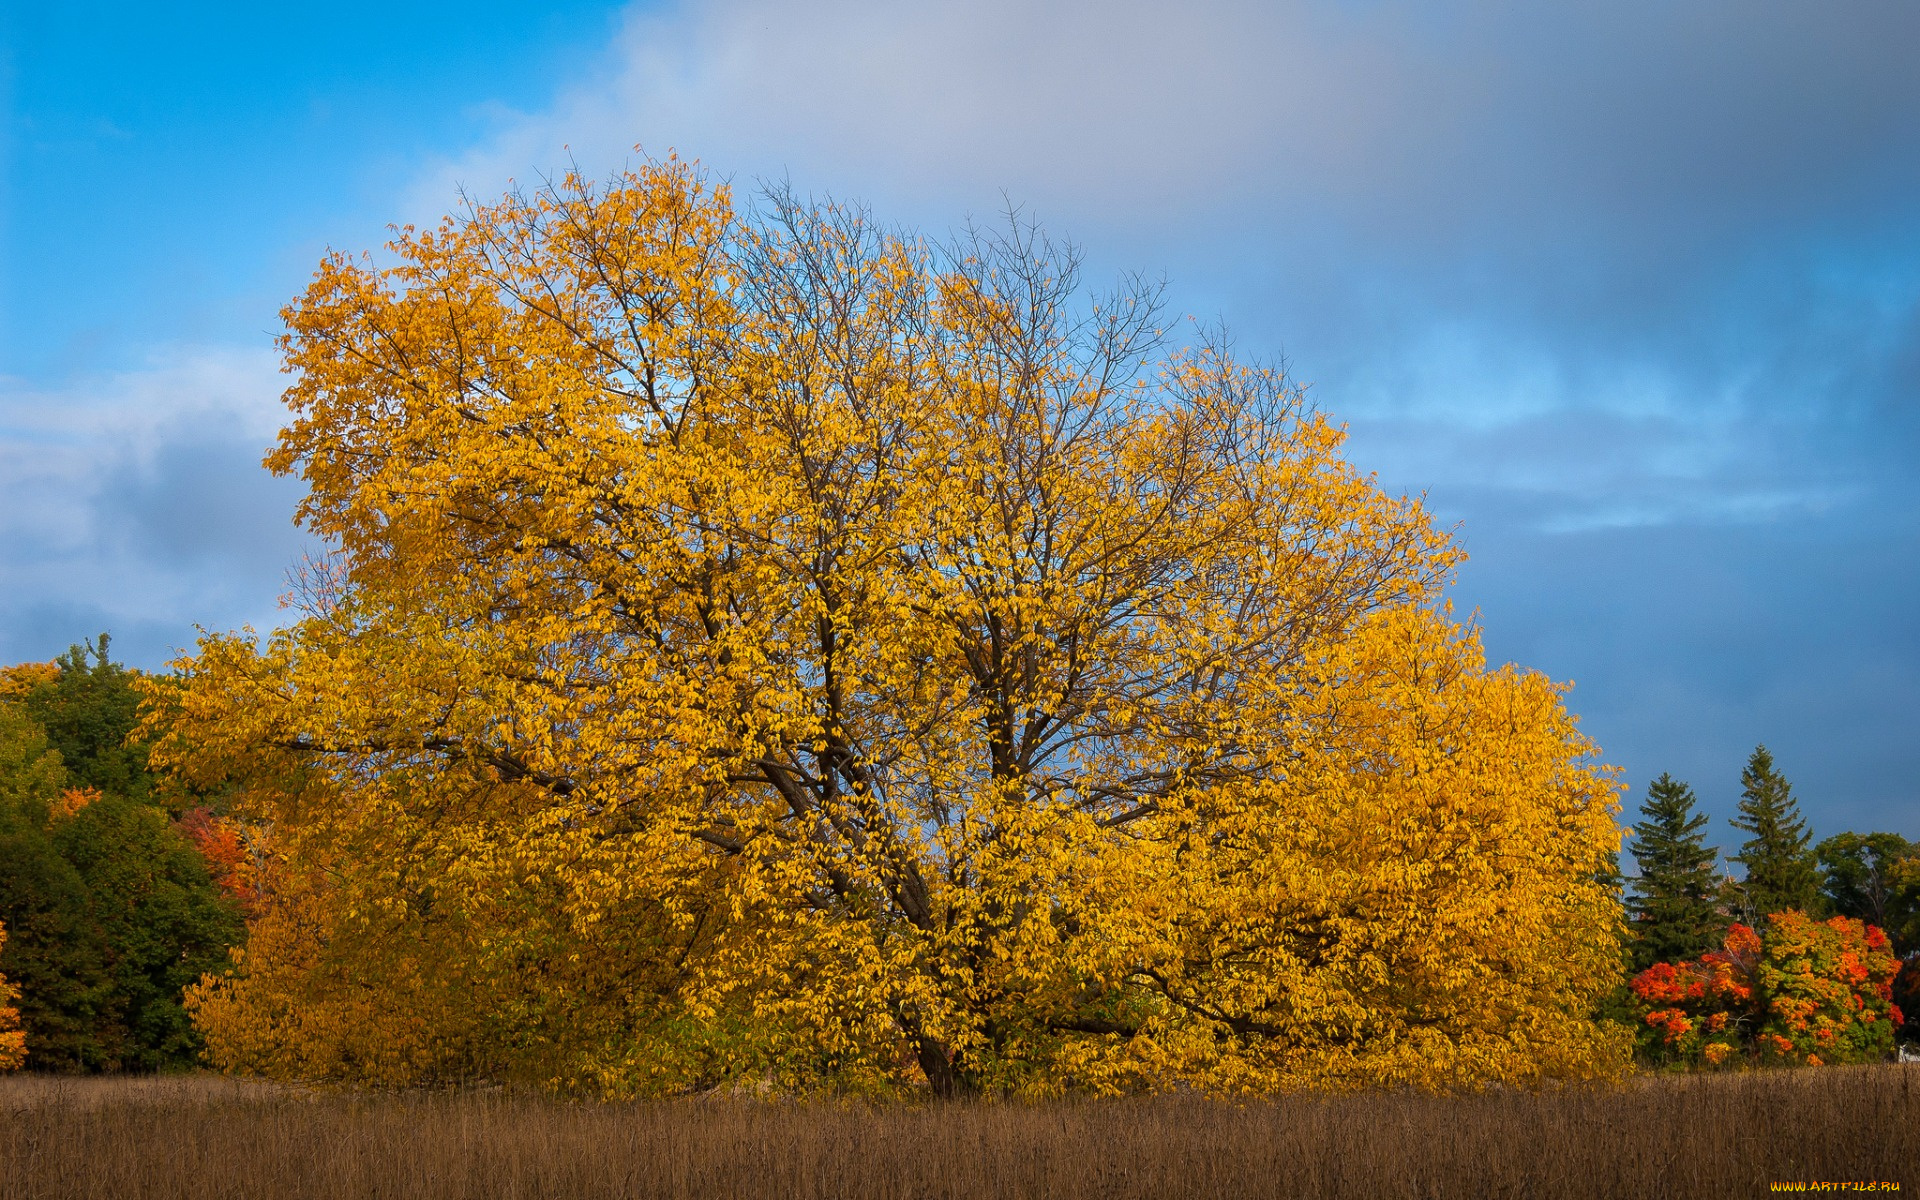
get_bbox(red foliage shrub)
[1756,913,1903,1064]
[1629,914,1901,1067]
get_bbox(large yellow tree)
[154,159,1628,1096]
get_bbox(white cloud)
[0,347,284,541]
[0,346,312,666]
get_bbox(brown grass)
[2,1067,1913,1199]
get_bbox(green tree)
[1816,831,1918,952]
[0,645,244,1071]
[0,818,121,1069]
[1627,773,1728,971]
[21,636,151,801]
[0,701,66,815]
[1730,745,1822,922]
[54,794,243,1069]
[0,709,120,1069]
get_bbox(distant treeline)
[0,638,241,1071]
[1626,748,1918,967]
[1617,748,1914,1067]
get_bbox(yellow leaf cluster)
[153,159,1629,1096]
[0,662,58,703]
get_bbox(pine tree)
[1730,744,1822,921]
[1627,773,1728,970]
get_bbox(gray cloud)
[413,0,1920,453]
[417,1,1920,249]
[0,349,314,668]
[101,432,309,572]
[400,0,1920,833]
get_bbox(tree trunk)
[915,1034,972,1098]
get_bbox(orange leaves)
[177,807,268,918]
[1724,923,1762,960]
[50,787,99,821]
[1754,911,1904,1062]
[1629,926,1756,1018]
[1628,913,1901,1067]
[0,921,23,1071]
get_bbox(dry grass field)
[1,1067,1912,1199]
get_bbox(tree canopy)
[1817,831,1918,953]
[152,160,1629,1096]
[1627,914,1901,1069]
[19,636,153,800]
[0,651,242,1072]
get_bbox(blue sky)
[3,0,1915,847]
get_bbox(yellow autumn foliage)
[0,662,59,703]
[151,158,1629,1096]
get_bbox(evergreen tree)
[1627,773,1727,970]
[1730,744,1822,921]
